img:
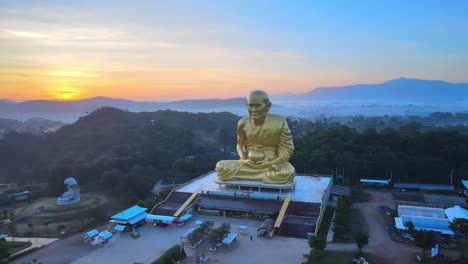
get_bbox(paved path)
[71,222,309,264]
[326,211,336,242]
[9,224,108,264]
[327,242,357,252]
[6,237,59,256]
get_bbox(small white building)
[461,180,468,196]
[395,205,468,235]
[444,205,468,221]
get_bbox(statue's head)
[246,90,271,122]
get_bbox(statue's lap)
[216,160,295,184]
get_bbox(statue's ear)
[267,102,272,110]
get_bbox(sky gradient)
[1,0,467,101]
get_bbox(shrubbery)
[152,244,186,264]
[333,196,353,241]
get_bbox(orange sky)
[1,1,467,102]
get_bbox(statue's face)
[246,94,271,121]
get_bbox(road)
[9,225,107,264]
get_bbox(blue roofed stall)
[98,231,113,241]
[84,229,99,239]
[360,179,391,186]
[110,205,148,226]
[113,225,126,232]
[222,232,238,247]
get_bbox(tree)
[404,221,415,236]
[413,230,437,254]
[208,229,223,248]
[27,223,35,236]
[308,235,327,259]
[449,218,468,239]
[355,231,369,254]
[0,238,10,259]
[188,228,204,246]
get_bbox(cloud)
[3,29,49,39]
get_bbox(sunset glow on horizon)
[1,1,467,102]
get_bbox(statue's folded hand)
[240,159,275,170]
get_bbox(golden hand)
[239,159,277,170]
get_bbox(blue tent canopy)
[99,231,113,240]
[179,214,192,221]
[114,225,126,232]
[360,179,391,185]
[222,232,238,245]
[84,229,99,238]
[146,214,176,222]
[181,227,196,238]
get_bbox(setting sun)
[52,88,81,101]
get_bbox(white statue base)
[57,196,80,205]
[213,179,295,193]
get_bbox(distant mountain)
[1,78,468,122]
[0,96,293,122]
[0,99,16,103]
[272,78,468,104]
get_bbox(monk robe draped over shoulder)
[216,113,296,184]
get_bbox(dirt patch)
[355,190,420,264]
[4,193,119,237]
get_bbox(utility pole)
[450,170,454,185]
[342,167,345,185]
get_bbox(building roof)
[462,180,468,189]
[146,214,176,222]
[111,205,148,221]
[398,205,446,219]
[424,195,466,206]
[394,183,454,191]
[395,216,453,235]
[176,171,332,203]
[360,179,391,185]
[257,219,275,232]
[444,206,468,221]
[330,185,351,196]
[128,213,147,225]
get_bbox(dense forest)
[1,108,468,203]
[0,108,238,202]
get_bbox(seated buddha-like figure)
[216,90,296,184]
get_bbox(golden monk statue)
[216,90,296,184]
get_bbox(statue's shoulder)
[267,114,287,123]
[238,117,249,126]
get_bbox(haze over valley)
[2,78,468,124]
